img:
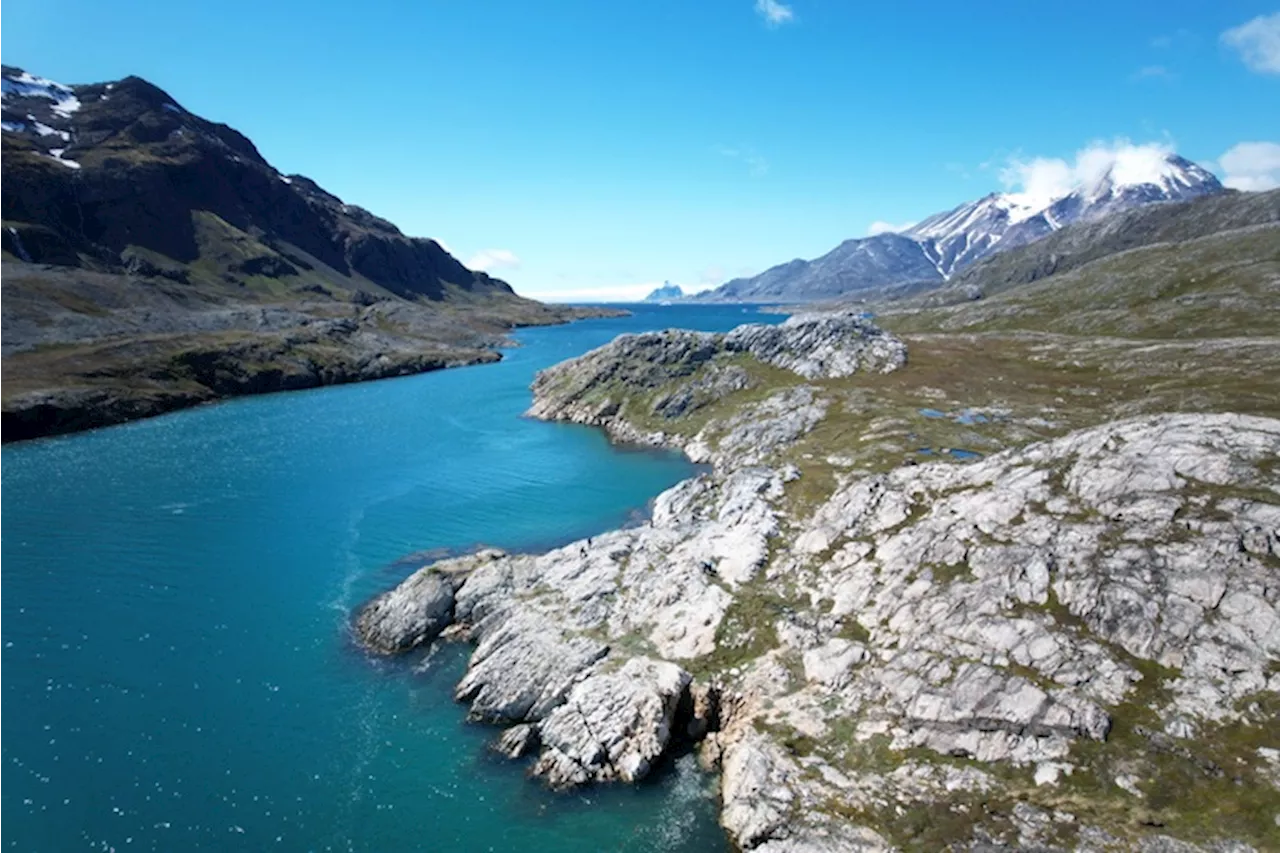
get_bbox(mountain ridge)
[0,65,510,302]
[695,153,1226,303]
[0,67,616,441]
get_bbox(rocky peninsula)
[355,308,1280,852]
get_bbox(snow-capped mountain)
[906,154,1222,277]
[697,154,1225,302]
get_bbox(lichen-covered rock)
[526,311,905,436]
[723,311,907,378]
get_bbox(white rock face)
[354,311,1280,852]
[720,734,802,848]
[533,658,690,787]
[455,606,609,724]
[723,312,908,378]
[802,639,869,689]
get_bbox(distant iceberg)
[644,281,684,302]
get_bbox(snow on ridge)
[891,150,1220,280]
[47,148,82,169]
[914,152,1210,244]
[29,117,70,140]
[2,70,82,117]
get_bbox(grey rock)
[527,312,905,439]
[492,723,539,759]
[531,658,691,788]
[454,606,609,724]
[353,568,455,653]
[724,311,907,378]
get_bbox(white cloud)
[1218,141,1280,191]
[754,0,794,27]
[1222,12,1280,74]
[1132,64,1174,81]
[998,138,1177,208]
[715,145,769,176]
[466,248,521,272]
[867,220,916,236]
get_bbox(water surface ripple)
[2,304,781,852]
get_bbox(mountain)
[706,233,941,303]
[0,66,511,299]
[0,68,612,441]
[644,282,684,301]
[696,154,1224,303]
[920,186,1280,306]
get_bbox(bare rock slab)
[531,658,692,788]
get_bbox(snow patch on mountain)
[906,150,1222,278]
[1,70,81,117]
[699,144,1225,303]
[47,148,81,169]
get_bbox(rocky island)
[355,188,1280,851]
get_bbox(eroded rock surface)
[353,312,1279,851]
[353,567,456,653]
[527,310,905,434]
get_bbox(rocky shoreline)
[1,297,627,442]
[354,310,1280,851]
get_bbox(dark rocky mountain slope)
[1,66,505,299]
[0,67,610,441]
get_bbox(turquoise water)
[1,304,782,853]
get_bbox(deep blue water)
[1,304,782,853]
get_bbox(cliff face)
[354,295,1280,850]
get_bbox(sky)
[3,1,1279,301]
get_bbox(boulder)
[353,568,455,653]
[531,658,692,788]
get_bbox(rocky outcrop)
[526,310,905,439]
[533,658,691,787]
[354,570,454,653]
[789,412,1280,746]
[353,312,1279,851]
[722,312,908,379]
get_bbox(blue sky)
[3,1,1278,300]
